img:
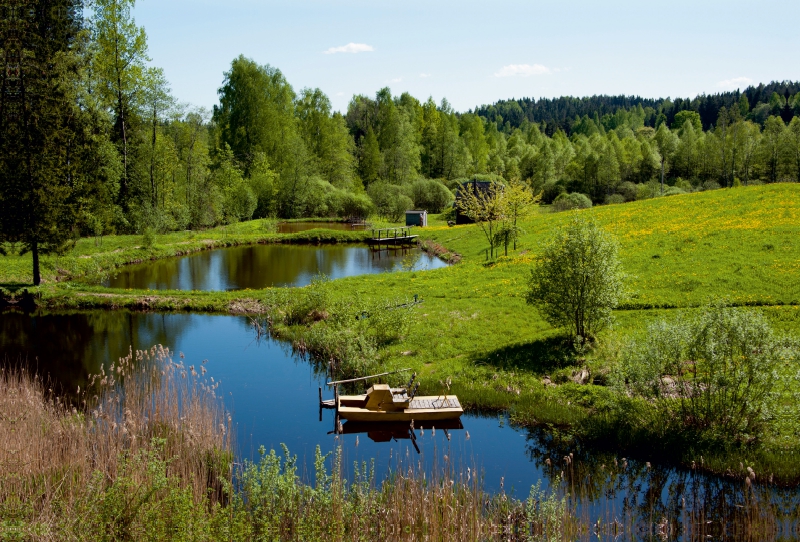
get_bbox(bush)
[339,192,374,219]
[552,192,592,212]
[141,227,156,248]
[661,186,687,196]
[526,215,625,341]
[541,181,567,204]
[410,179,454,213]
[611,302,786,441]
[674,178,693,192]
[387,195,414,222]
[367,182,414,222]
[604,194,626,205]
[636,182,656,200]
[617,181,638,202]
[702,180,721,191]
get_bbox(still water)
[3,309,798,537]
[104,244,446,291]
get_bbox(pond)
[2,309,797,537]
[276,221,367,234]
[103,244,446,291]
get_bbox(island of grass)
[3,183,800,483]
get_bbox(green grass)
[4,183,800,481]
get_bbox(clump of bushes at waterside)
[611,302,787,442]
[263,276,416,378]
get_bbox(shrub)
[141,227,156,248]
[604,194,626,205]
[674,178,693,191]
[617,181,638,202]
[661,186,687,196]
[526,214,625,341]
[387,194,414,222]
[611,302,787,441]
[636,182,656,200]
[410,179,454,213]
[552,192,592,212]
[367,182,414,221]
[702,180,721,191]
[541,181,567,204]
[339,192,375,219]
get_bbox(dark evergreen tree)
[0,0,87,285]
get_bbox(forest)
[3,0,800,277]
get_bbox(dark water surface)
[2,310,798,537]
[103,244,446,291]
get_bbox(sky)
[133,0,800,114]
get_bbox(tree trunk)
[151,103,157,206]
[32,240,40,286]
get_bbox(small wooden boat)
[337,383,463,422]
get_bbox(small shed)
[405,210,428,227]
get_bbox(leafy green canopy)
[526,215,625,340]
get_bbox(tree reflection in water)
[104,244,446,291]
[522,424,798,540]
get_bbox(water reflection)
[104,244,446,291]
[2,310,798,535]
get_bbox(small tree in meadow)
[455,180,507,259]
[526,215,625,341]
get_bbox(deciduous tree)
[526,215,625,341]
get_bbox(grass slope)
[3,184,800,481]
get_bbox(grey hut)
[405,210,428,227]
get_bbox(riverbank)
[2,184,800,484]
[2,356,786,542]
[0,219,383,286]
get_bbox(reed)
[0,346,231,540]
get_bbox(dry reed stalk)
[0,346,232,537]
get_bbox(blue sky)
[134,0,800,113]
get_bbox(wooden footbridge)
[367,226,418,248]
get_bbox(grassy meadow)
[3,183,800,482]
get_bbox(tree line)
[475,81,800,135]
[2,0,800,285]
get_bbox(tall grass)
[0,346,231,540]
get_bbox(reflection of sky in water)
[2,311,798,532]
[104,245,446,291]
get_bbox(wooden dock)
[367,226,418,247]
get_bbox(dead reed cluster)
[0,346,231,540]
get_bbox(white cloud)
[324,43,374,55]
[717,76,753,89]
[419,73,431,78]
[389,77,402,83]
[494,64,551,77]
